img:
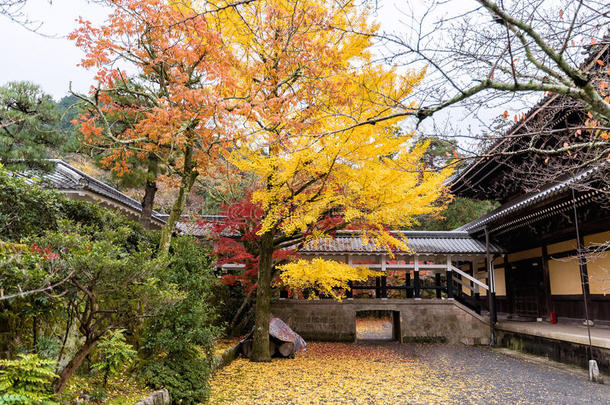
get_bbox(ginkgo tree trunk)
[211,0,453,362]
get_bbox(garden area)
[2,0,610,403]
[0,170,223,404]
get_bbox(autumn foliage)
[212,196,296,292]
[69,0,239,254]
[204,0,454,361]
[70,0,452,362]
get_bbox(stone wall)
[270,298,490,345]
[496,330,610,374]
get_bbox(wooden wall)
[498,230,610,322]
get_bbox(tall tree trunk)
[251,231,274,362]
[140,155,159,229]
[54,338,97,393]
[158,144,198,257]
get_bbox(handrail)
[449,265,489,291]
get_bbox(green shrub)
[0,168,64,240]
[140,348,211,405]
[92,330,137,387]
[0,165,221,400]
[0,353,57,404]
[140,237,219,404]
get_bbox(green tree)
[0,82,62,171]
[0,165,221,397]
[411,197,498,231]
[408,136,498,230]
[54,95,81,153]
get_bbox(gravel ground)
[209,341,610,404]
[395,342,610,404]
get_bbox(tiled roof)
[300,230,503,255]
[20,160,167,224]
[175,216,227,237]
[455,162,607,233]
[450,40,610,196]
[21,161,503,254]
[21,161,232,236]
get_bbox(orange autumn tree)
[208,0,453,361]
[69,0,238,254]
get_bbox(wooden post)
[485,227,496,346]
[471,261,481,314]
[406,272,413,298]
[572,188,593,359]
[375,277,381,299]
[414,255,421,298]
[346,254,353,299]
[381,254,387,298]
[541,246,553,319]
[435,272,442,298]
[446,255,453,299]
[504,254,514,316]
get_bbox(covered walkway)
[497,321,610,349]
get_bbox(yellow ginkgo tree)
[209,0,453,361]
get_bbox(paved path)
[400,343,609,404]
[209,342,610,404]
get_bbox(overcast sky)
[0,0,434,99]
[0,0,498,143]
[0,0,110,99]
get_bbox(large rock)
[134,389,170,405]
[240,317,306,358]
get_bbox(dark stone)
[402,336,447,344]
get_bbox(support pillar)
[435,272,442,298]
[485,227,496,346]
[347,254,353,299]
[375,277,381,299]
[414,255,421,298]
[446,255,453,299]
[504,254,514,316]
[381,254,387,298]
[541,246,553,319]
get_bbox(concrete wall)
[271,298,490,345]
[496,330,610,374]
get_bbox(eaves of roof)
[455,162,606,233]
[300,230,503,255]
[450,40,610,194]
[21,160,166,224]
